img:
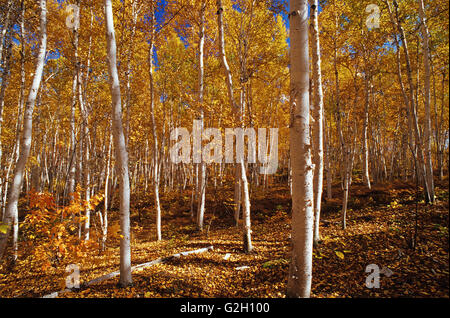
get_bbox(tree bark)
[216,0,252,253]
[418,0,435,203]
[149,8,162,241]
[309,0,324,246]
[0,0,47,261]
[362,73,371,189]
[286,0,314,298]
[197,0,206,231]
[392,0,430,202]
[104,0,132,287]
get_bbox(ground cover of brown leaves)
[0,179,448,298]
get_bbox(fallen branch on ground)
[42,245,214,298]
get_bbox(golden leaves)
[334,251,345,260]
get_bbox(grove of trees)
[0,0,448,298]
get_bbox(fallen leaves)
[0,182,448,298]
[335,251,345,260]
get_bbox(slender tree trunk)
[287,0,314,298]
[0,36,13,259]
[0,0,47,261]
[197,0,206,231]
[437,71,446,180]
[4,1,26,259]
[332,9,350,230]
[104,0,132,287]
[418,0,435,203]
[0,36,12,168]
[100,132,112,251]
[149,10,162,241]
[324,117,332,199]
[386,0,414,180]
[68,2,80,199]
[234,167,242,225]
[79,75,91,241]
[216,0,252,252]
[124,1,139,147]
[362,73,371,189]
[392,0,430,202]
[0,0,13,66]
[309,0,324,246]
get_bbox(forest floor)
[0,178,448,298]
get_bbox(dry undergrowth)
[0,180,448,298]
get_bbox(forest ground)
[0,178,448,298]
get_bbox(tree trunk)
[362,73,371,189]
[104,0,132,287]
[197,0,206,231]
[0,0,47,261]
[392,0,430,202]
[418,0,435,203]
[309,0,324,246]
[286,0,314,298]
[324,117,332,199]
[148,9,162,241]
[216,0,252,253]
[0,0,13,66]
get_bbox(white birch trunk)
[362,73,371,189]
[216,0,252,252]
[309,0,324,246]
[197,1,206,231]
[104,0,132,286]
[0,0,47,261]
[149,10,162,241]
[286,0,314,298]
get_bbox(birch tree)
[392,0,431,202]
[216,0,252,253]
[0,0,47,261]
[104,0,132,286]
[196,0,206,232]
[309,0,324,246]
[418,0,435,204]
[149,6,162,241]
[287,0,314,298]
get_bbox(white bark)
[286,0,314,298]
[309,0,324,246]
[68,1,80,199]
[0,0,47,261]
[104,0,132,286]
[217,0,238,112]
[197,0,206,231]
[124,1,139,146]
[100,133,112,251]
[362,73,371,189]
[216,0,252,252]
[149,10,162,241]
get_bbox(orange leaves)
[1,183,448,298]
[109,223,121,239]
[28,190,56,211]
[19,189,103,272]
